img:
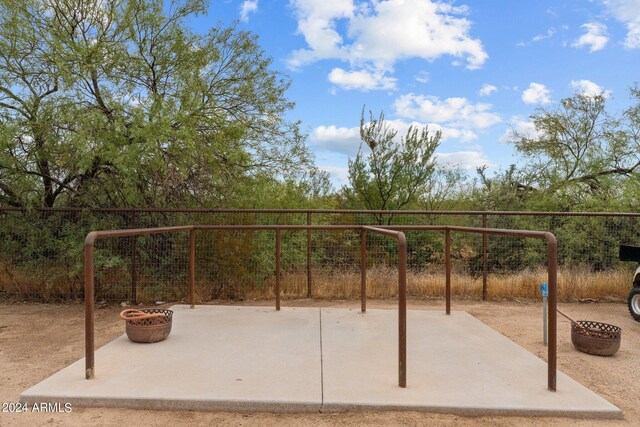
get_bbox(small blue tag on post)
[539,282,548,297]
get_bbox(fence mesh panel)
[0,209,638,302]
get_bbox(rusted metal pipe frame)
[373,224,558,391]
[195,225,360,231]
[276,228,281,311]
[307,212,312,299]
[83,223,557,391]
[482,214,488,301]
[445,229,451,315]
[189,229,196,308]
[131,236,138,304]
[360,228,367,313]
[362,226,408,388]
[83,225,363,380]
[130,211,138,305]
[547,234,558,392]
[84,226,194,379]
[84,224,408,387]
[84,242,95,380]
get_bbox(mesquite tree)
[0,0,310,207]
[509,89,640,203]
[347,110,442,224]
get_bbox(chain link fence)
[1,208,638,302]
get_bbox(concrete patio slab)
[21,305,621,418]
[21,305,323,412]
[320,308,621,418]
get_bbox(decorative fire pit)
[119,308,173,343]
[571,320,621,356]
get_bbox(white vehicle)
[620,245,640,322]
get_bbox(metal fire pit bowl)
[122,309,173,343]
[571,320,621,356]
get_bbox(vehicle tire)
[628,287,640,322]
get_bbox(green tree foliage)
[345,110,442,224]
[0,0,310,208]
[466,88,640,274]
[234,168,334,209]
[508,89,640,207]
[473,164,534,211]
[419,165,469,211]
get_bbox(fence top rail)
[84,224,556,246]
[85,226,194,245]
[379,225,556,242]
[3,207,639,217]
[195,225,361,231]
[83,225,366,245]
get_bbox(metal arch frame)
[84,224,557,391]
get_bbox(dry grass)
[0,261,84,301]
[1,262,633,303]
[246,265,632,302]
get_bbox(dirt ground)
[1,298,639,426]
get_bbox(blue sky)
[189,0,640,188]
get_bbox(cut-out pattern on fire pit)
[571,320,621,356]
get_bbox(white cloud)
[288,0,487,86]
[435,151,495,170]
[425,124,478,143]
[602,0,640,48]
[498,116,541,144]
[517,28,556,47]
[532,28,556,42]
[522,82,552,105]
[318,165,350,186]
[376,119,479,143]
[572,22,609,52]
[328,67,397,91]
[346,1,487,69]
[415,71,430,84]
[393,93,501,129]
[311,125,361,155]
[478,83,497,97]
[569,79,612,97]
[240,0,259,22]
[287,0,356,69]
[310,118,478,156]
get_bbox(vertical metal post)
[307,212,312,299]
[189,228,195,308]
[398,233,407,388]
[275,228,281,311]
[84,242,95,380]
[445,228,451,315]
[543,295,548,346]
[360,228,367,313]
[130,211,138,305]
[482,213,488,301]
[547,234,558,391]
